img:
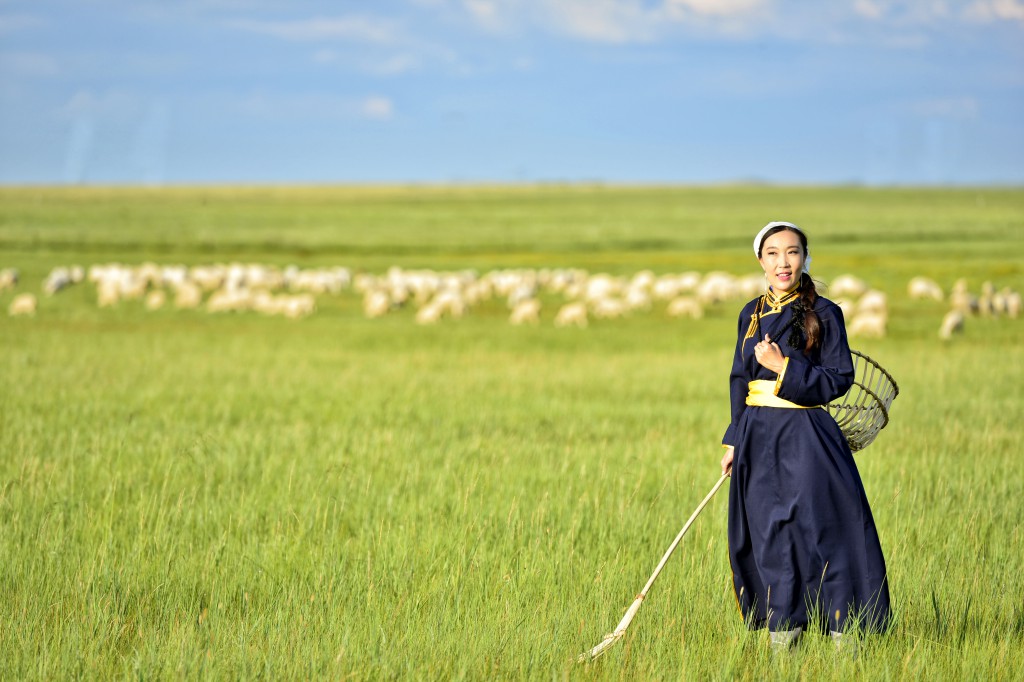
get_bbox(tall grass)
[1,186,1022,679]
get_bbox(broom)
[578,473,729,662]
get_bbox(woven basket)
[827,350,899,452]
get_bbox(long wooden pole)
[578,474,729,662]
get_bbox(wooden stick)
[578,474,729,662]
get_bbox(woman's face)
[758,230,805,293]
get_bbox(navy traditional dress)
[722,289,890,634]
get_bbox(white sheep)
[509,299,541,325]
[666,296,704,319]
[0,268,18,291]
[847,311,887,338]
[938,310,964,340]
[908,276,943,302]
[43,267,73,295]
[1004,289,1021,319]
[831,274,868,298]
[173,282,203,309]
[949,278,977,315]
[363,290,391,318]
[144,290,167,311]
[590,297,628,319]
[856,290,889,315]
[554,301,588,328]
[8,292,37,316]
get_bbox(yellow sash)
[745,380,821,409]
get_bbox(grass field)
[1,186,1023,680]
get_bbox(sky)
[1,0,1022,185]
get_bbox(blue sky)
[1,0,1021,185]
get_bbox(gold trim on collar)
[742,290,799,347]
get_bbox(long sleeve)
[775,301,855,407]
[722,304,754,446]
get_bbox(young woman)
[719,222,890,650]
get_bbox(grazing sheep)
[856,290,889,315]
[666,296,704,319]
[1004,290,1021,319]
[624,287,652,312]
[363,290,391,318]
[696,271,737,305]
[554,301,588,328]
[43,267,74,295]
[0,268,18,291]
[144,290,167,311]
[908,276,943,301]
[173,282,203,309]
[591,297,628,319]
[836,299,856,321]
[847,312,887,338]
[938,310,964,340]
[831,274,868,298]
[415,302,443,325]
[8,292,37,316]
[509,299,541,325]
[949,278,978,315]
[978,281,996,317]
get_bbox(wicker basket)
[827,350,899,452]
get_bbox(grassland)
[1,185,1023,680]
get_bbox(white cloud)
[665,0,767,18]
[853,0,886,19]
[543,0,660,44]
[360,96,395,120]
[965,0,1024,20]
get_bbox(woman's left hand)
[753,334,786,374]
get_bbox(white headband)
[754,221,811,274]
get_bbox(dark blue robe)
[722,293,891,633]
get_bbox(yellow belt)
[745,380,821,409]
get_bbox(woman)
[719,222,890,651]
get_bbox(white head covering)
[754,221,811,274]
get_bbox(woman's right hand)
[721,446,734,477]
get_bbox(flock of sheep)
[2,263,1020,340]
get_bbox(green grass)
[1,185,1023,680]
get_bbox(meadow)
[1,185,1023,680]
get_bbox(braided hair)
[758,225,822,352]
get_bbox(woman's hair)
[757,225,822,352]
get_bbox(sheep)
[173,282,203,309]
[666,296,704,319]
[281,294,316,319]
[415,302,444,325]
[847,311,887,338]
[938,310,964,340]
[908,276,943,302]
[949,278,978,315]
[509,299,541,325]
[8,292,37,316]
[0,268,19,291]
[624,286,652,312]
[978,281,996,317]
[836,299,856,321]
[1004,289,1021,319]
[590,297,628,319]
[831,274,868,298]
[144,290,167,311]
[554,301,588,328]
[856,290,889,315]
[363,290,392,318]
[696,271,737,305]
[43,267,74,295]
